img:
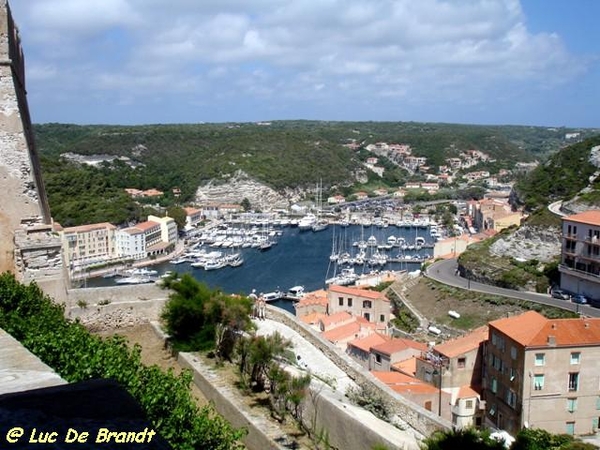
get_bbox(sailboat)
[312,180,329,232]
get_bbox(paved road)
[426,258,600,318]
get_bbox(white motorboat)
[298,213,317,231]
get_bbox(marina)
[85,222,436,311]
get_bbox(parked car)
[571,294,588,304]
[551,289,570,300]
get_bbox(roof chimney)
[547,335,556,346]
[584,322,590,329]
[551,323,557,330]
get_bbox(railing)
[559,264,600,280]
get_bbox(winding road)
[426,258,600,318]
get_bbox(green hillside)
[514,135,600,210]
[34,121,596,226]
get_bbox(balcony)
[559,264,600,282]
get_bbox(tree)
[166,206,187,230]
[241,197,252,212]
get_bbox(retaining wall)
[66,285,169,331]
[266,306,452,436]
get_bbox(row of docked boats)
[171,249,245,271]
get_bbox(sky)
[9,0,600,128]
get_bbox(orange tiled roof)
[489,311,548,346]
[299,312,327,325]
[348,332,390,353]
[319,311,352,328]
[328,284,387,301]
[134,221,161,231]
[296,290,328,307]
[564,210,600,226]
[322,321,361,343]
[457,385,481,399]
[434,326,488,358]
[372,371,438,395]
[392,356,417,376]
[184,207,202,214]
[491,311,600,348]
[63,222,116,233]
[372,338,427,356]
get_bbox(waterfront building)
[321,315,376,350]
[483,311,600,436]
[326,285,391,328]
[294,290,328,319]
[184,207,203,229]
[559,210,600,301]
[471,198,522,233]
[60,222,117,269]
[116,216,177,260]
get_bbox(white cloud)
[8,0,590,124]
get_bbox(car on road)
[571,294,588,305]
[551,288,570,300]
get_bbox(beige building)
[60,222,117,269]
[370,339,427,372]
[472,198,522,233]
[416,326,488,428]
[559,210,600,301]
[484,311,600,436]
[327,285,391,327]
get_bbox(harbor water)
[86,224,433,313]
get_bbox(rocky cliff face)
[194,170,300,210]
[489,225,562,263]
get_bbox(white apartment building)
[117,216,178,260]
[560,210,600,301]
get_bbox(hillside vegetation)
[35,121,594,227]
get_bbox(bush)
[0,273,245,450]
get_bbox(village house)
[354,191,369,201]
[60,222,117,270]
[327,284,392,328]
[372,371,452,419]
[416,326,488,429]
[321,315,377,350]
[327,195,346,204]
[346,333,390,369]
[294,289,328,320]
[370,338,427,372]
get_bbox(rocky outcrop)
[489,225,562,262]
[195,170,294,210]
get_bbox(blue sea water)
[86,225,432,313]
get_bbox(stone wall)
[66,285,169,331]
[266,306,452,436]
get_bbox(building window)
[506,390,517,409]
[362,300,372,308]
[424,401,432,411]
[348,298,353,307]
[510,368,517,382]
[379,314,385,322]
[570,352,581,365]
[491,378,498,394]
[569,373,579,392]
[338,297,343,306]
[534,374,544,390]
[567,398,577,413]
[593,417,599,432]
[375,354,381,364]
[535,353,545,366]
[489,404,496,417]
[566,422,575,435]
[465,400,474,409]
[457,357,466,369]
[510,346,517,360]
[596,397,600,410]
[364,312,370,321]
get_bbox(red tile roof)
[319,311,352,328]
[134,221,161,231]
[457,385,480,399]
[392,356,418,376]
[348,333,390,353]
[372,371,438,395]
[434,326,488,358]
[328,284,388,301]
[63,222,116,233]
[564,210,600,227]
[490,311,600,348]
[372,338,427,356]
[296,290,328,307]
